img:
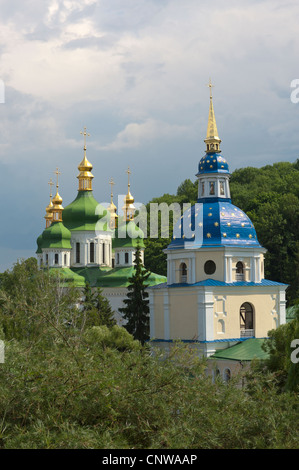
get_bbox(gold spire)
[77,126,94,191]
[122,167,135,221]
[52,168,64,222]
[108,177,118,229]
[44,178,54,228]
[204,78,221,153]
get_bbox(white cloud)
[99,118,191,151]
[1,0,299,268]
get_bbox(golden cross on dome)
[109,177,115,199]
[126,167,131,186]
[206,77,214,99]
[48,177,54,197]
[54,167,61,188]
[80,126,90,149]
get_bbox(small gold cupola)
[44,178,54,228]
[204,78,221,154]
[77,126,94,191]
[122,167,135,221]
[52,168,64,222]
[108,177,118,229]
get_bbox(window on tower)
[220,181,225,196]
[102,243,105,264]
[125,253,129,264]
[179,262,187,283]
[240,302,254,337]
[54,253,59,265]
[236,261,245,281]
[209,182,215,195]
[90,242,95,263]
[76,243,80,264]
[204,260,216,275]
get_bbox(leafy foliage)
[0,338,298,449]
[259,303,299,392]
[0,260,298,449]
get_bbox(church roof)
[41,221,72,250]
[210,338,269,362]
[150,279,287,289]
[113,221,145,249]
[62,191,110,232]
[168,200,261,250]
[197,153,230,175]
[57,266,166,288]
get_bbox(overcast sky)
[0,0,299,271]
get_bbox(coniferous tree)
[119,245,150,345]
[92,288,116,328]
[81,282,116,329]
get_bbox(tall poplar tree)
[119,245,151,345]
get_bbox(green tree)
[261,304,299,392]
[81,282,116,329]
[0,258,80,342]
[119,245,150,345]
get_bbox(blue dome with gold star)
[168,201,261,250]
[169,80,261,250]
[197,152,230,175]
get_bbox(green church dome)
[36,233,43,254]
[62,190,110,232]
[41,221,72,250]
[113,220,145,249]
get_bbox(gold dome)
[125,189,134,205]
[77,127,94,191]
[122,168,135,221]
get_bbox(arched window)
[213,368,220,383]
[220,181,225,196]
[236,261,245,281]
[54,253,59,265]
[125,253,129,264]
[209,181,215,195]
[223,368,231,383]
[240,302,254,337]
[90,242,95,263]
[180,262,187,283]
[76,243,80,264]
